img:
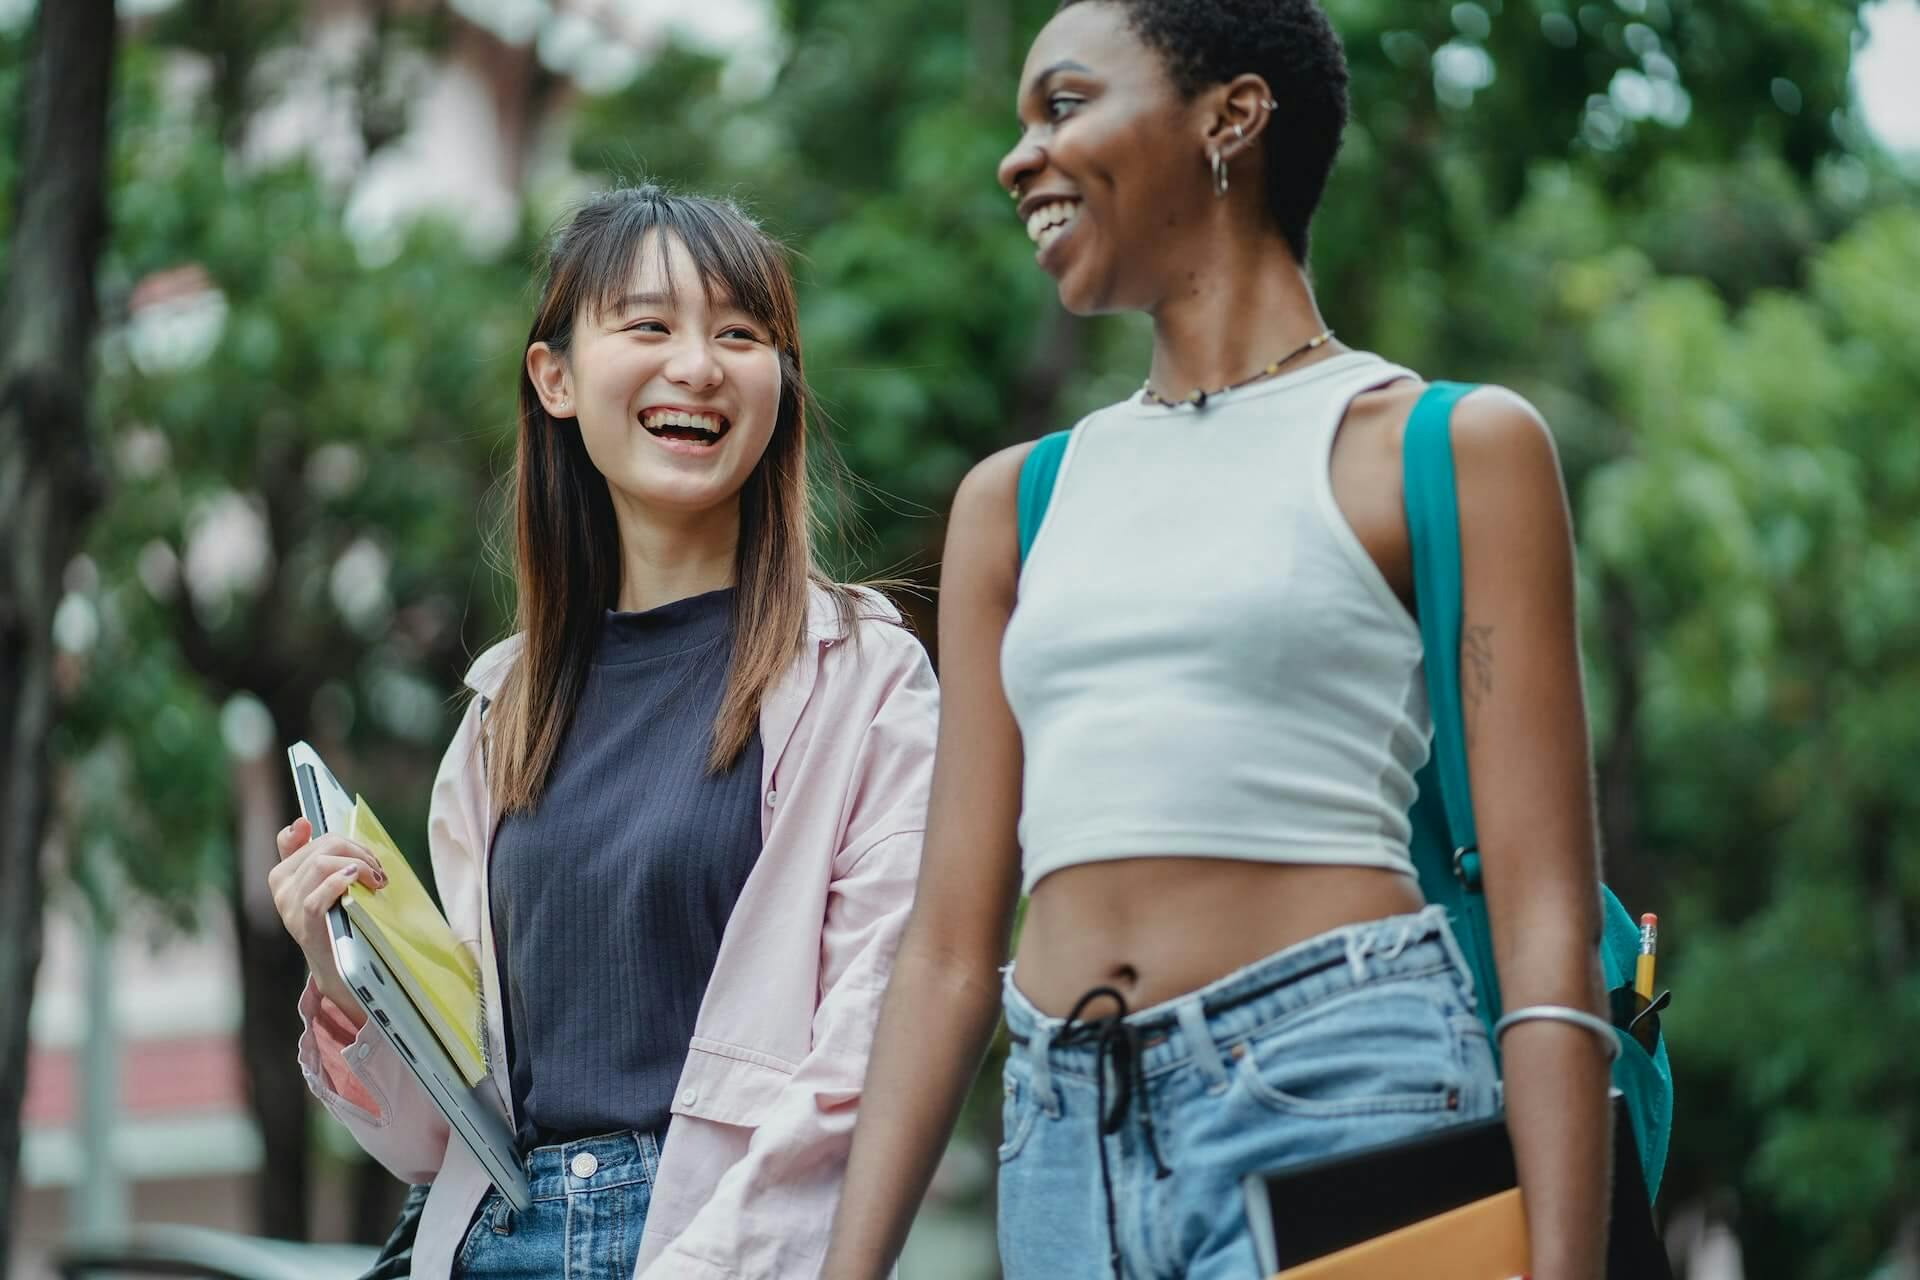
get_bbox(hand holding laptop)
[268,814,390,1022]
[281,742,531,1210]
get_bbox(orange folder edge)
[1273,1186,1529,1280]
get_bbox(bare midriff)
[1013,857,1426,1018]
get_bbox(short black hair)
[1059,0,1349,264]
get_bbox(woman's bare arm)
[1451,389,1613,1280]
[823,444,1031,1280]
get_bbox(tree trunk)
[1595,572,1650,908]
[230,726,314,1240]
[0,0,118,1261]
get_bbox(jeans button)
[571,1151,599,1179]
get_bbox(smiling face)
[998,1,1215,314]
[527,231,784,519]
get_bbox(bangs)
[572,191,794,346]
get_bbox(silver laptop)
[287,742,530,1211]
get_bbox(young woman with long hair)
[825,3,1612,1278]
[270,186,938,1280]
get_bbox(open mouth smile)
[640,407,732,448]
[1025,198,1082,254]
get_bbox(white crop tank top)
[1001,351,1431,895]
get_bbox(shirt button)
[679,1087,698,1107]
[765,788,778,807]
[570,1151,598,1179]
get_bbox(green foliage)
[1554,203,1920,1275]
[59,42,527,914]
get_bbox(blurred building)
[14,904,280,1279]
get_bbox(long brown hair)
[487,185,854,815]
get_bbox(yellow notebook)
[1274,1186,1528,1279]
[344,797,488,1086]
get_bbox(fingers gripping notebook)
[288,741,529,1211]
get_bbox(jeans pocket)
[997,1064,1044,1164]
[1232,988,1463,1119]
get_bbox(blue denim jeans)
[996,906,1501,1280]
[453,1130,658,1280]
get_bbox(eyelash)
[626,321,761,342]
[1047,94,1082,120]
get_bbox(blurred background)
[1,0,1917,1277]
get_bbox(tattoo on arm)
[1462,624,1493,745]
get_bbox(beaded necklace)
[1141,329,1336,409]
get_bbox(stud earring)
[1233,122,1246,141]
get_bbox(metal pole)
[73,851,126,1239]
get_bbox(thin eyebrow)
[611,291,679,312]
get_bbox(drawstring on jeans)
[1060,986,1173,1280]
[1343,915,1419,984]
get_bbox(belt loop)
[1429,905,1479,1012]
[1175,998,1229,1092]
[1027,1018,1060,1116]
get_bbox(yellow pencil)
[1634,912,1659,1000]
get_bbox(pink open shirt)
[296,587,937,1278]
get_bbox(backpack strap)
[1403,381,1483,888]
[1403,380,1676,1203]
[1017,430,1074,566]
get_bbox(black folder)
[1243,1097,1672,1278]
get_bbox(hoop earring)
[1210,148,1228,199]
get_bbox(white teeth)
[1024,200,1081,245]
[642,409,725,433]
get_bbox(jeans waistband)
[1003,905,1471,1084]
[522,1130,658,1202]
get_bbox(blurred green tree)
[1570,204,1920,1277]
[0,0,116,1259]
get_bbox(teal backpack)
[1014,381,1673,1201]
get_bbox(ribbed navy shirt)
[488,587,764,1150]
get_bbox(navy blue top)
[488,587,765,1150]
